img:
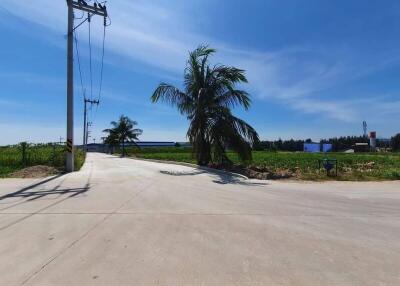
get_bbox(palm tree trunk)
[197,135,211,166]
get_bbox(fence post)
[21,142,27,167]
[52,143,56,166]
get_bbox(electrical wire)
[97,22,106,103]
[73,10,85,20]
[73,16,89,31]
[88,13,93,101]
[73,31,85,100]
[92,19,107,123]
[72,3,110,135]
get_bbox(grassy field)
[127,147,400,181]
[0,144,85,177]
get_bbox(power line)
[72,2,109,132]
[65,0,108,172]
[73,31,85,99]
[88,13,93,101]
[73,9,85,20]
[92,18,107,125]
[97,23,106,100]
[97,20,106,102]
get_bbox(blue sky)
[0,0,399,145]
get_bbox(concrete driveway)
[0,153,399,286]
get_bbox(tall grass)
[0,144,86,176]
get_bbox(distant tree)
[103,115,143,157]
[391,134,400,151]
[151,45,259,165]
[103,131,119,154]
[275,139,283,151]
[257,135,375,152]
[252,140,265,151]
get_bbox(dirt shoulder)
[9,165,61,178]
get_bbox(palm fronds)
[151,44,259,165]
[103,115,143,156]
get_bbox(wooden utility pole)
[86,121,92,147]
[65,0,108,172]
[83,97,99,151]
[66,0,74,171]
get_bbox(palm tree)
[103,115,143,157]
[151,45,259,166]
[103,130,119,154]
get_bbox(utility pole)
[83,97,86,149]
[363,121,368,138]
[86,121,92,147]
[65,0,108,172]
[83,97,99,151]
[66,0,74,172]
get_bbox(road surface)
[0,153,399,286]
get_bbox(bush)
[391,134,400,151]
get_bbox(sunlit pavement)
[0,153,399,286]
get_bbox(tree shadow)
[160,170,207,176]
[159,168,268,186]
[211,177,268,186]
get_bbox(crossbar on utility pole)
[65,0,107,172]
[71,1,108,17]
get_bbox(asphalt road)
[1,153,399,286]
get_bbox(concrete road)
[0,153,399,286]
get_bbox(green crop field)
[127,147,400,181]
[0,144,85,177]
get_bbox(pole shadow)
[0,171,92,205]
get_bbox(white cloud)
[100,90,177,116]
[1,0,399,127]
[0,71,64,86]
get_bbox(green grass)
[0,145,86,177]
[74,148,86,171]
[246,151,400,180]
[127,147,400,181]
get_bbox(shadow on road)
[0,171,91,203]
[159,168,268,186]
[160,170,207,176]
[0,168,94,230]
[0,185,90,202]
[0,174,65,201]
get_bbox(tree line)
[254,134,400,152]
